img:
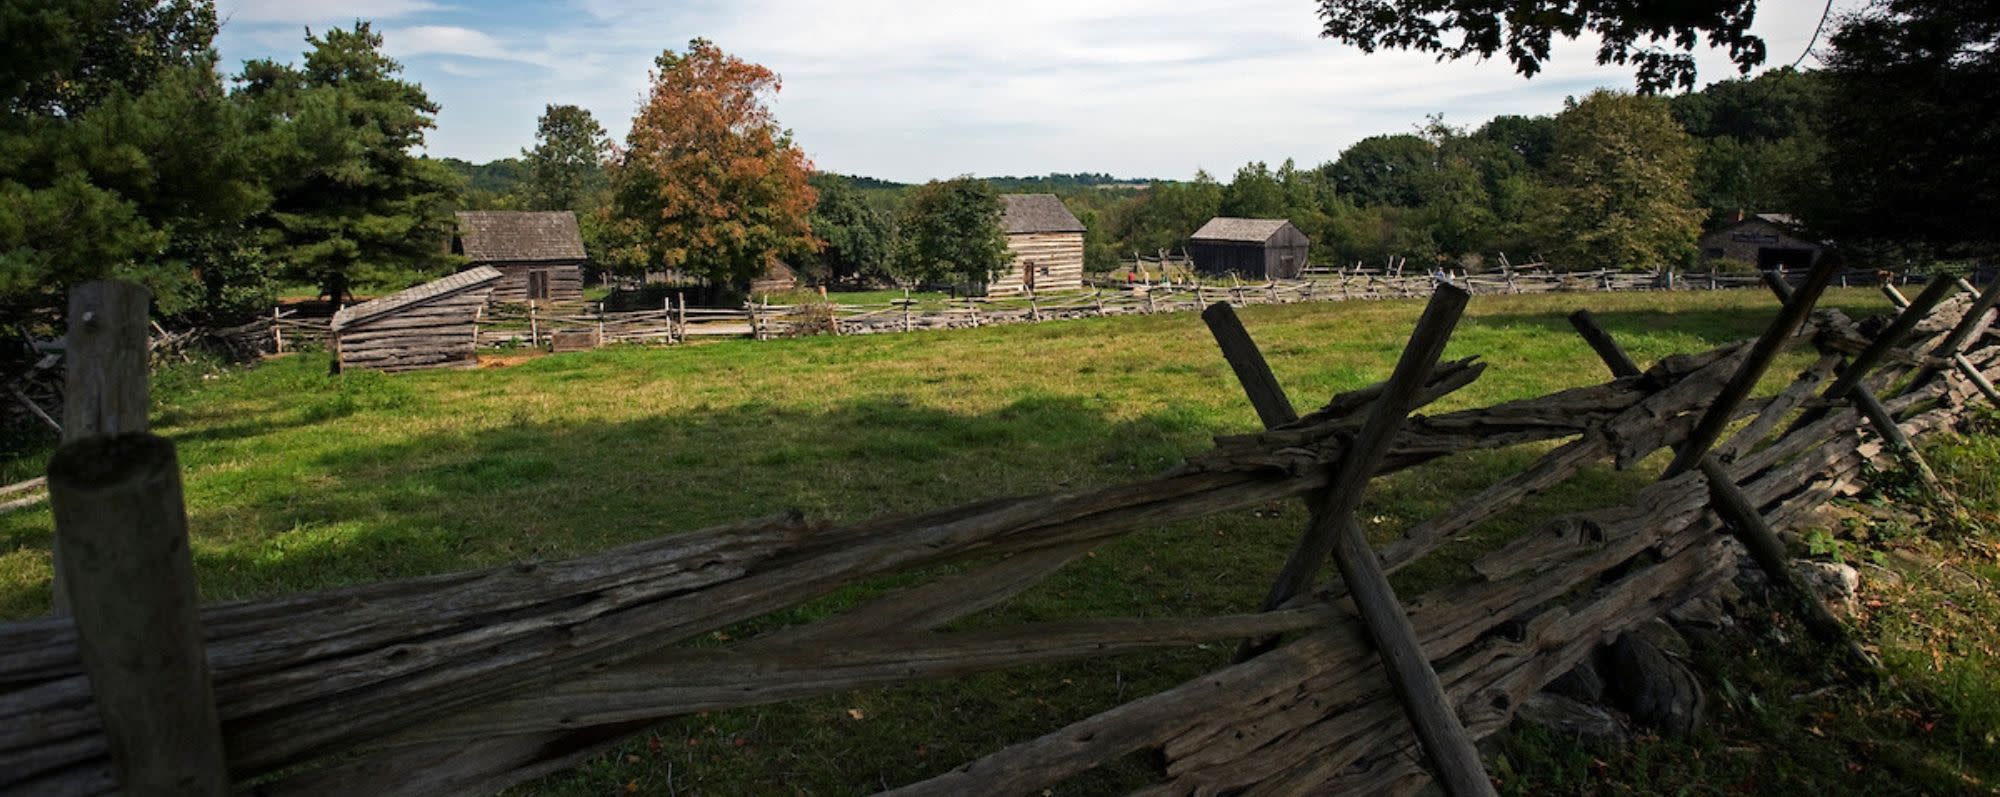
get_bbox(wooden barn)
[1698,212,1823,271]
[331,267,501,373]
[983,194,1086,295]
[454,211,587,304]
[1187,218,1311,280]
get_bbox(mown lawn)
[5,287,1998,795]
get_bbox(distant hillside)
[817,172,1170,193]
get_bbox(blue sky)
[212,0,1845,182]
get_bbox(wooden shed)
[454,211,587,304]
[751,261,800,295]
[983,194,1086,295]
[1187,218,1310,280]
[331,267,501,373]
[1698,212,1823,271]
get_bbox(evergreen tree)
[1,0,267,331]
[235,22,460,303]
[1816,0,2000,260]
[1534,90,1703,270]
[520,104,609,212]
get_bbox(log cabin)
[1697,212,1823,272]
[454,211,587,304]
[331,267,501,373]
[983,194,1086,295]
[1188,218,1311,280]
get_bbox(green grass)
[8,287,1997,794]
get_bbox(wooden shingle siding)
[987,232,1086,295]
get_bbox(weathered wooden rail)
[182,266,1925,359]
[5,265,1996,795]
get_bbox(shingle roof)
[332,266,502,331]
[1000,194,1086,234]
[1190,217,1294,243]
[455,211,587,263]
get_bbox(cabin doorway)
[527,269,552,301]
[1022,261,1037,293]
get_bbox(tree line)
[4,0,1992,348]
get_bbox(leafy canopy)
[892,177,1009,287]
[1533,90,1703,268]
[1811,0,2000,260]
[1316,0,1767,92]
[606,38,819,289]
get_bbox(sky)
[211,0,1849,182]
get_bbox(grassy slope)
[4,288,1996,794]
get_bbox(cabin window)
[528,269,552,300]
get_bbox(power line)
[1792,0,1837,68]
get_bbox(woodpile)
[4,270,1996,795]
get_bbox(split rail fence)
[199,266,1923,356]
[6,261,1999,795]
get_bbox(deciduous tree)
[1814,0,2000,261]
[1315,0,1767,92]
[804,174,890,285]
[891,177,1007,288]
[607,39,818,290]
[1533,90,1703,269]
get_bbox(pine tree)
[520,104,609,213]
[235,22,460,303]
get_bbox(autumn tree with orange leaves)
[606,39,818,290]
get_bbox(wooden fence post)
[528,301,540,349]
[53,280,152,615]
[1569,290,1874,674]
[64,281,151,440]
[271,306,284,354]
[1904,276,2000,396]
[676,293,687,343]
[1764,274,1959,495]
[49,433,230,795]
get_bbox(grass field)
[4,287,1998,795]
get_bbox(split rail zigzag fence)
[468,267,1898,348]
[7,258,2000,796]
[214,266,1920,355]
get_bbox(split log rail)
[5,270,1997,795]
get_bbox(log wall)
[334,289,494,373]
[986,232,1085,295]
[482,262,584,305]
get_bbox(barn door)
[528,269,551,301]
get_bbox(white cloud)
[218,0,446,25]
[217,0,1857,179]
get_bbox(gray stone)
[1606,631,1705,737]
[1516,691,1629,744]
[1800,560,1861,615]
